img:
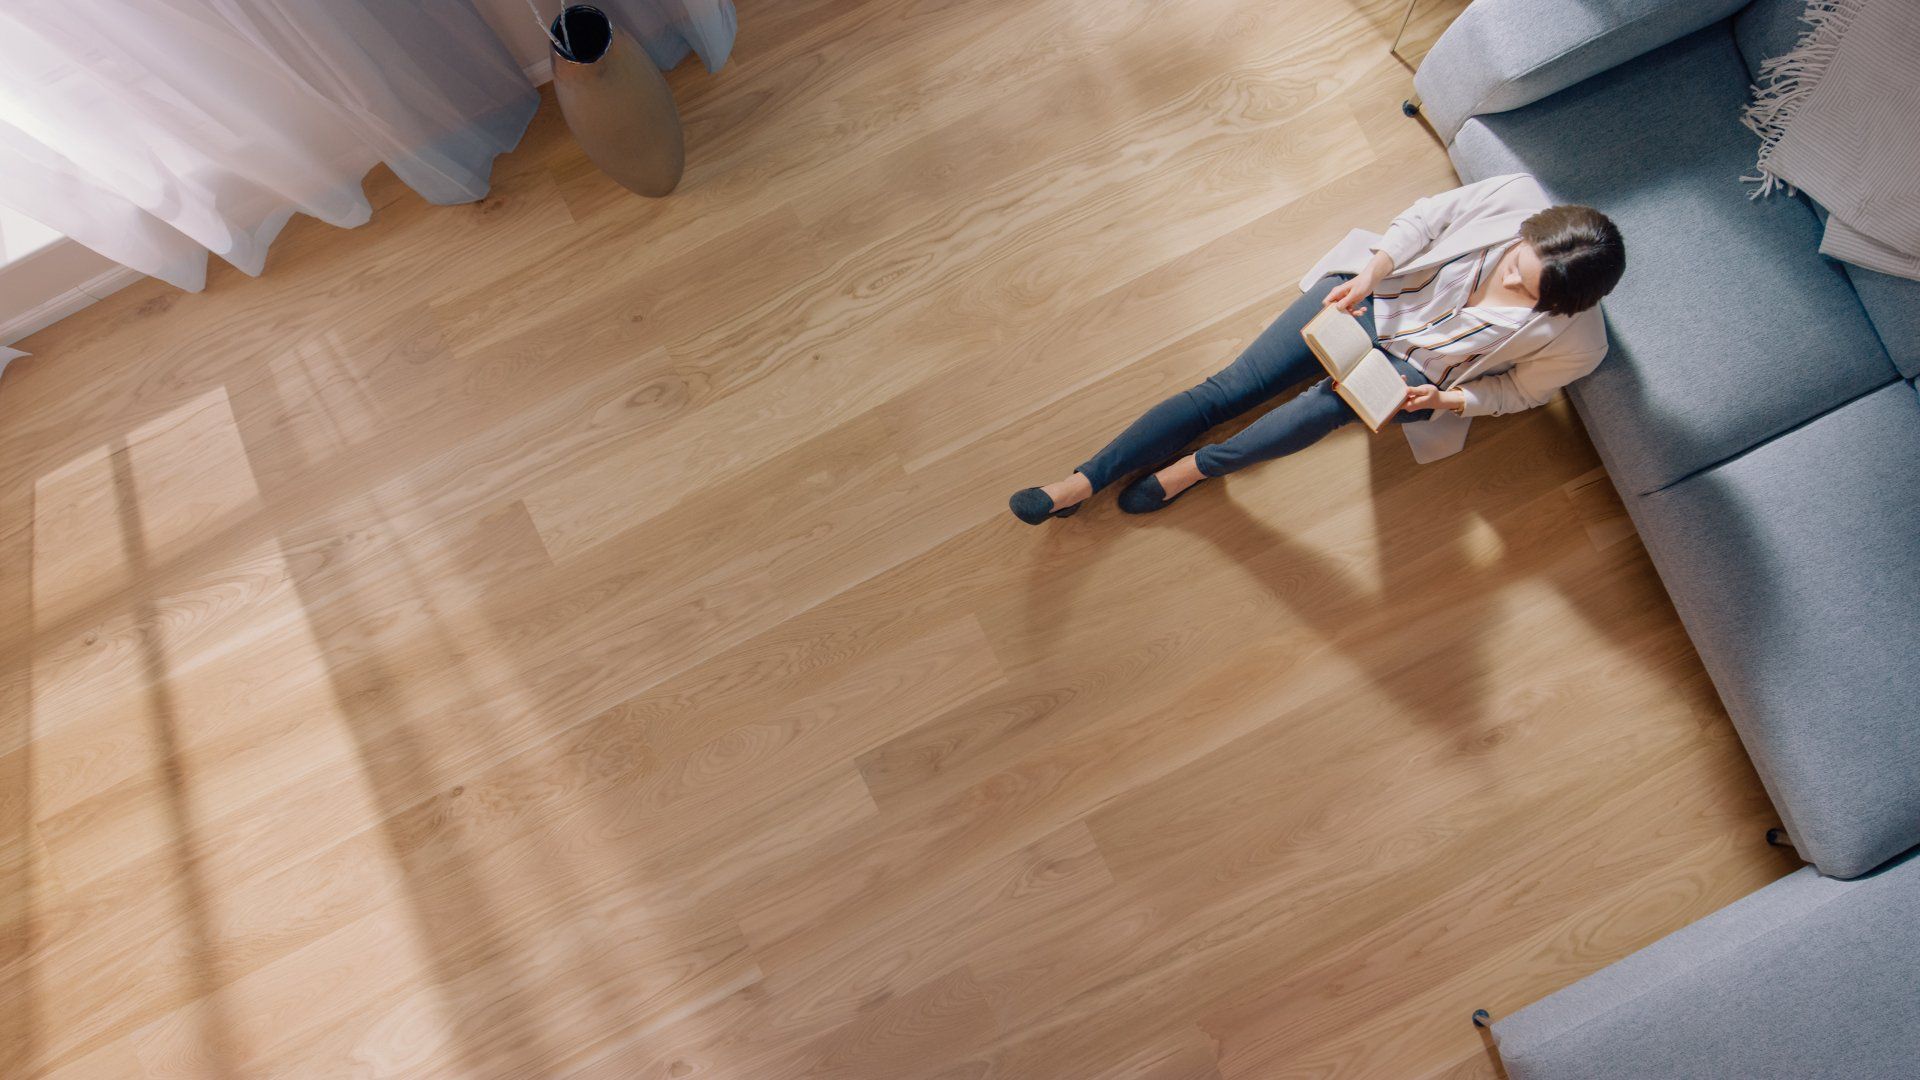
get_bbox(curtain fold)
[600,0,738,72]
[0,0,540,291]
[0,0,737,294]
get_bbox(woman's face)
[1502,241,1545,305]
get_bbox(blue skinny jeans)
[1076,275,1434,491]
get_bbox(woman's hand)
[1322,275,1372,316]
[1322,251,1395,316]
[1402,385,1464,414]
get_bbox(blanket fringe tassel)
[1740,0,1864,199]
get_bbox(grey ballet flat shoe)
[1118,464,1204,514]
[1009,487,1082,525]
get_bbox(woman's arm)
[1372,173,1532,270]
[1337,174,1535,314]
[1323,250,1397,314]
[1402,384,1467,414]
[1453,345,1606,416]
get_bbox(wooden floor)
[0,1,1799,1076]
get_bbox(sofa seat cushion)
[1448,23,1897,496]
[1625,381,1920,879]
[1797,197,1920,379]
[1842,263,1920,379]
[1493,856,1920,1079]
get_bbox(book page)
[1301,307,1372,379]
[1339,350,1408,431]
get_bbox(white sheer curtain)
[0,0,539,291]
[601,0,738,72]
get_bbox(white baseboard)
[0,263,145,349]
[3,57,550,353]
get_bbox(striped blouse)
[1371,237,1534,387]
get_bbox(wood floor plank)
[519,98,1376,561]
[0,0,1780,1075]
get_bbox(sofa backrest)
[1413,0,1752,143]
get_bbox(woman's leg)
[1074,276,1345,492]
[1193,355,1434,475]
[1191,377,1354,475]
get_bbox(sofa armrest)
[1489,857,1920,1078]
[1411,0,1749,144]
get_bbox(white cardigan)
[1299,173,1610,463]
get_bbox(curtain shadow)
[178,226,801,1064]
[224,328,663,1072]
[222,429,568,1071]
[284,596,564,1078]
[105,445,242,1080]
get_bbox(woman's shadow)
[1118,400,1637,759]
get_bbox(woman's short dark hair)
[1520,205,1625,316]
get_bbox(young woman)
[1009,173,1625,522]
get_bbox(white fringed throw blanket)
[1741,0,1920,281]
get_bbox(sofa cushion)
[1844,263,1920,379]
[1799,198,1920,379]
[1733,0,1813,84]
[1449,24,1898,495]
[1626,381,1920,879]
[1493,856,1920,1079]
[1411,0,1750,143]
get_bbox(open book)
[1300,306,1408,432]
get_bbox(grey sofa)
[1411,0,1920,1073]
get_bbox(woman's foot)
[1008,471,1093,525]
[1118,454,1208,514]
